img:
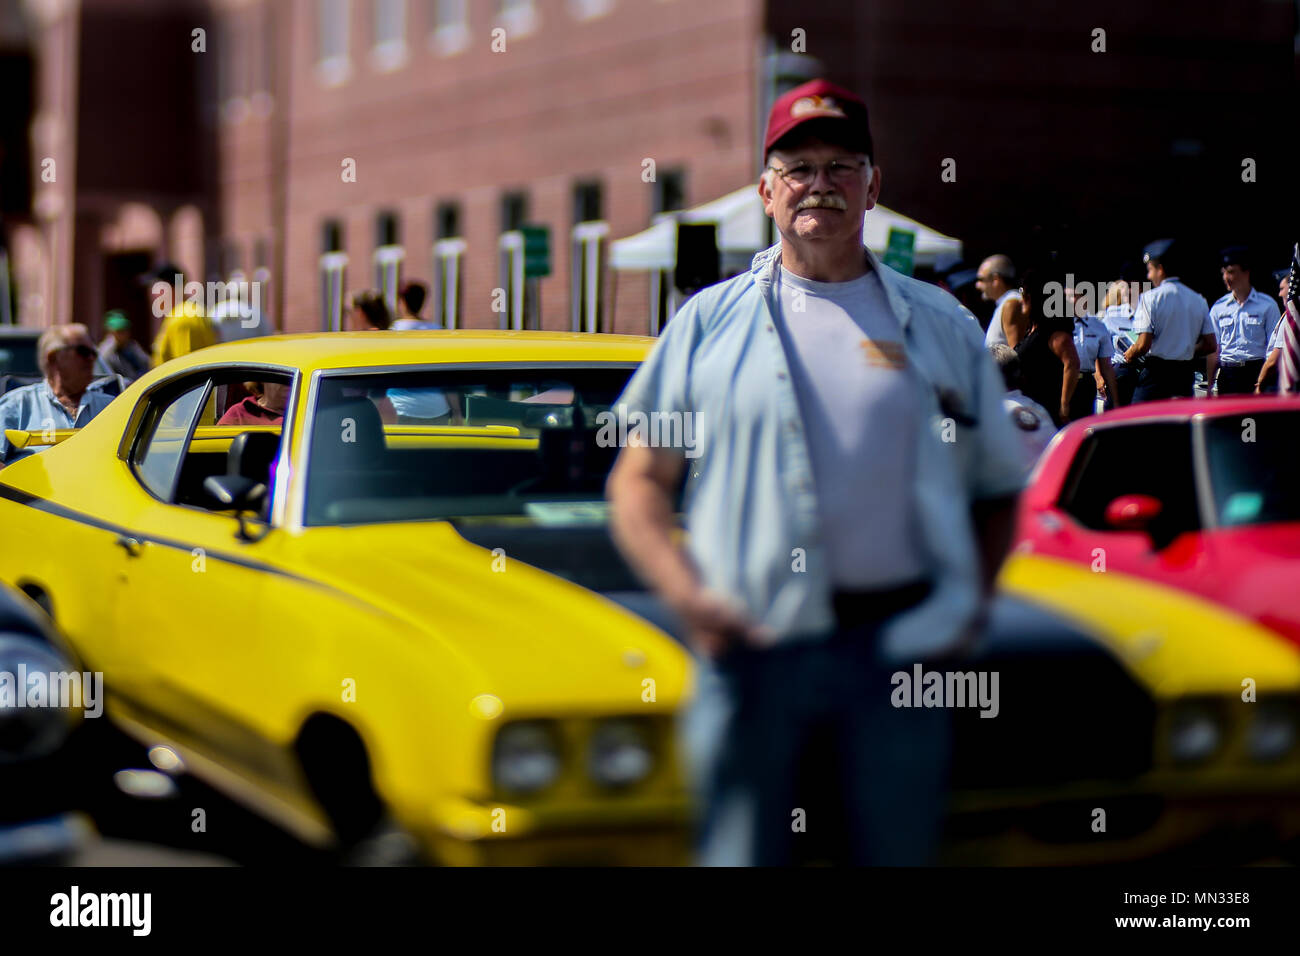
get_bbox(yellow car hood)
[269,520,689,712]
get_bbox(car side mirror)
[203,475,269,541]
[1104,494,1163,533]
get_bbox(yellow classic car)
[0,331,692,865]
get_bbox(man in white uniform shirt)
[1125,239,1217,402]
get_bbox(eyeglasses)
[59,345,98,360]
[766,159,867,186]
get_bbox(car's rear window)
[304,365,640,526]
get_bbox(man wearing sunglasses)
[609,79,1024,866]
[0,324,116,464]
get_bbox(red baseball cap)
[764,79,874,158]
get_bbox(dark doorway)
[102,250,154,344]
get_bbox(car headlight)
[1246,702,1296,763]
[1168,703,1222,765]
[0,634,77,763]
[492,721,561,795]
[588,719,654,789]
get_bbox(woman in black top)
[1015,267,1081,427]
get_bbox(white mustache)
[796,195,847,211]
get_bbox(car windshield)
[304,365,644,526]
[1204,410,1300,528]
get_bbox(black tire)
[294,716,386,850]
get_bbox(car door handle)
[115,535,144,557]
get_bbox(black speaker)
[675,223,719,294]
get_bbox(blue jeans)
[681,621,952,866]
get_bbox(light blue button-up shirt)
[1072,315,1114,370]
[1133,278,1213,360]
[1209,288,1281,365]
[0,380,115,463]
[618,242,1026,662]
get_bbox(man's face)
[48,334,98,393]
[1146,261,1163,286]
[975,260,1007,302]
[1280,276,1291,303]
[1221,264,1249,294]
[758,136,879,248]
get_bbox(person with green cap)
[98,310,150,383]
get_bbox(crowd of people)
[966,241,1298,471]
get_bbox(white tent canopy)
[609,185,963,272]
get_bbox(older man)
[977,254,1025,348]
[0,324,116,463]
[607,79,1025,866]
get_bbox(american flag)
[1282,243,1300,394]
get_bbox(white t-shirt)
[983,289,1023,348]
[773,266,928,590]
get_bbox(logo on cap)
[790,95,847,120]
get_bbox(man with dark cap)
[1124,239,1216,402]
[607,78,1025,866]
[97,310,151,383]
[1207,246,1281,395]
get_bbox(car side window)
[133,381,212,502]
[1058,423,1199,534]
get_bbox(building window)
[322,219,345,254]
[571,221,608,334]
[250,2,274,117]
[500,191,528,234]
[372,0,407,71]
[375,210,400,248]
[374,246,405,319]
[320,252,349,332]
[573,179,603,225]
[654,168,686,213]
[569,0,615,20]
[435,201,460,241]
[430,0,468,55]
[219,12,250,122]
[316,0,351,87]
[496,0,538,38]
[433,238,465,329]
[320,219,347,331]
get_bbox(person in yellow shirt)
[144,263,218,367]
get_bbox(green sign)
[521,225,551,278]
[881,227,916,277]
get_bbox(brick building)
[4,0,1297,340]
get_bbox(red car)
[1014,396,1300,647]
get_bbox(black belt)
[832,580,933,629]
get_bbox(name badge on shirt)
[861,339,907,369]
